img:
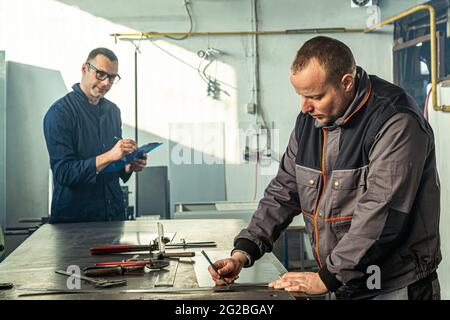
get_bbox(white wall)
[0,51,5,231]
[0,0,430,207]
[427,83,450,299]
[0,0,428,204]
[58,0,430,201]
[5,62,67,227]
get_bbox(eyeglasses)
[86,62,121,84]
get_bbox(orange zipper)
[313,127,327,268]
[311,83,372,267]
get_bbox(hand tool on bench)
[150,251,195,259]
[55,270,127,288]
[89,241,215,254]
[89,231,216,255]
[82,265,145,277]
[153,222,179,287]
[150,223,195,259]
[94,259,170,269]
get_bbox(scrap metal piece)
[157,222,165,253]
[154,260,179,287]
[18,288,99,297]
[0,282,13,290]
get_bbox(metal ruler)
[17,283,276,297]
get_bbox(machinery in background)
[4,217,49,237]
[1,216,49,259]
[137,166,171,219]
[197,47,229,100]
[351,0,377,8]
[0,225,4,259]
[121,186,135,220]
[393,0,450,111]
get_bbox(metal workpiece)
[55,270,127,288]
[16,284,295,300]
[0,219,292,300]
[154,260,179,287]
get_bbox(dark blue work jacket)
[43,83,131,223]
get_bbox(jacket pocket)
[330,217,353,242]
[295,165,322,214]
[331,166,368,217]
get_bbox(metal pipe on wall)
[111,28,366,41]
[364,4,449,112]
[134,49,139,218]
[112,4,450,113]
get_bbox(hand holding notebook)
[101,142,162,173]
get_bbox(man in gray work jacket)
[208,36,441,300]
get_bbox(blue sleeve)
[120,169,132,183]
[43,106,97,186]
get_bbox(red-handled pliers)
[95,259,170,269]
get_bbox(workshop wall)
[0,0,428,207]
[0,1,429,212]
[89,0,429,206]
[5,62,67,227]
[426,85,450,300]
[0,0,435,237]
[0,52,5,233]
[95,0,429,204]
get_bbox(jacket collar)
[315,66,372,128]
[72,83,103,106]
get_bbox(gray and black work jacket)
[234,67,441,299]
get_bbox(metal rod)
[110,28,366,39]
[18,283,273,297]
[134,49,139,218]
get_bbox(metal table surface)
[0,219,295,300]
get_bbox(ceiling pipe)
[110,28,366,41]
[112,4,449,112]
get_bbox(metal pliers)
[94,259,170,270]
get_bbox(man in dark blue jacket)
[44,48,146,223]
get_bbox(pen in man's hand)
[201,250,230,286]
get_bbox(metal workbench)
[0,219,295,300]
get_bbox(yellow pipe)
[110,28,365,39]
[365,4,445,112]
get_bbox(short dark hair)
[291,36,356,85]
[86,47,118,63]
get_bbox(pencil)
[201,250,230,286]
